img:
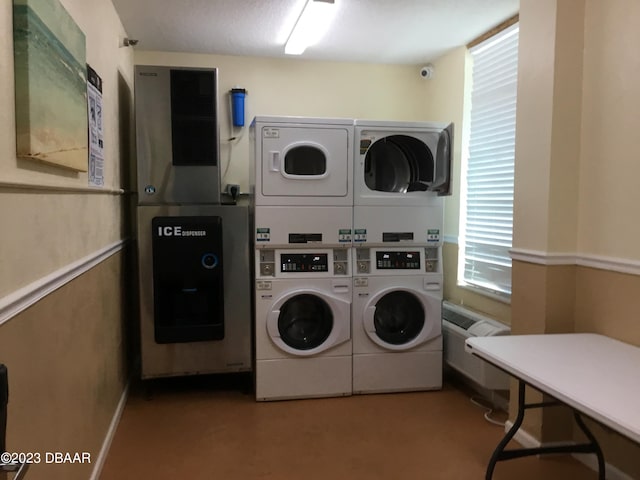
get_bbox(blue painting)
[13,0,88,171]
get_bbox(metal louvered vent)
[442,308,478,330]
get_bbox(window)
[458,22,519,297]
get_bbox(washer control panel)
[354,247,441,275]
[376,251,420,270]
[256,248,350,278]
[281,253,328,273]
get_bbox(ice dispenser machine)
[135,64,252,380]
[152,216,224,344]
[137,205,252,379]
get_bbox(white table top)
[465,333,640,444]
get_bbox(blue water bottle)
[231,87,247,127]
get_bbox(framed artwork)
[13,0,88,172]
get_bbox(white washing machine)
[352,246,443,394]
[255,247,352,401]
[251,116,354,207]
[354,119,453,207]
[255,205,352,248]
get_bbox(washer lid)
[363,287,441,351]
[267,288,350,356]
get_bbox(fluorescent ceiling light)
[285,0,336,55]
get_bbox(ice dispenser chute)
[151,216,224,343]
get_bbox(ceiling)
[111,0,519,65]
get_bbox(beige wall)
[0,0,134,296]
[3,0,639,477]
[513,0,583,254]
[547,0,584,253]
[0,253,129,480]
[512,0,640,368]
[510,0,640,476]
[0,1,134,478]
[421,46,468,239]
[511,0,556,252]
[578,0,640,259]
[135,50,434,194]
[575,267,640,343]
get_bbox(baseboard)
[89,380,130,480]
[445,368,509,413]
[504,420,540,448]
[504,421,633,479]
[572,454,634,480]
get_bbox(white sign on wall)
[87,65,104,187]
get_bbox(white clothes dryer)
[352,246,443,394]
[251,116,354,207]
[354,119,453,207]
[353,204,443,247]
[255,248,352,401]
[255,205,352,248]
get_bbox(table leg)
[485,380,527,479]
[574,412,605,480]
[485,379,606,479]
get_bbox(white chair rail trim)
[0,240,126,326]
[510,248,640,277]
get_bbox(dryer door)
[358,123,452,200]
[260,126,350,198]
[267,289,350,356]
[363,288,441,351]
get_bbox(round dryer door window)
[364,135,434,193]
[373,291,425,345]
[278,294,333,350]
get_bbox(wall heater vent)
[442,301,511,390]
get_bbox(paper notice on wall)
[87,65,104,187]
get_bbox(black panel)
[151,216,224,343]
[289,233,323,244]
[382,232,414,242]
[170,69,217,166]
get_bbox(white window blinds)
[459,23,519,296]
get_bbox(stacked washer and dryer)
[351,120,453,394]
[251,116,453,400]
[251,116,354,401]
